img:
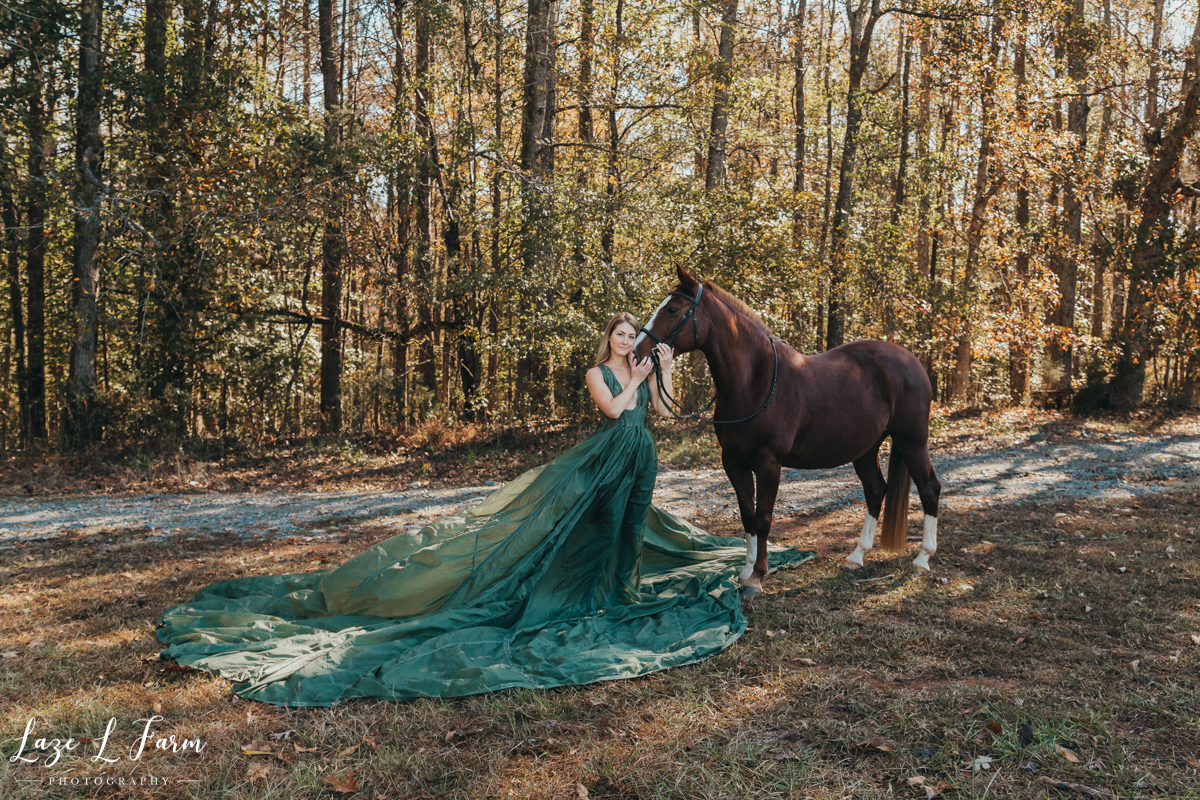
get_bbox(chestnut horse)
[635,268,942,594]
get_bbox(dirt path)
[3,428,1198,548]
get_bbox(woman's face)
[609,322,638,359]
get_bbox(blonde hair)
[594,312,641,367]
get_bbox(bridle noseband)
[639,284,779,425]
[638,284,704,351]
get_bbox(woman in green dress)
[157,314,813,706]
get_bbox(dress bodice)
[597,364,649,429]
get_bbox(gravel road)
[2,431,1198,547]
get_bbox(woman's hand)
[653,343,674,371]
[629,353,655,385]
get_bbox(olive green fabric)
[158,366,815,706]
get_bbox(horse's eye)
[666,307,680,316]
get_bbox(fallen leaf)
[152,700,163,715]
[854,736,891,752]
[925,780,950,799]
[1190,634,1200,646]
[907,775,927,787]
[293,742,319,753]
[240,741,275,757]
[1055,743,1081,763]
[246,761,272,782]
[0,650,19,658]
[361,735,379,751]
[970,755,993,771]
[574,783,589,799]
[323,774,359,794]
[269,729,297,741]
[445,728,484,743]
[795,657,816,667]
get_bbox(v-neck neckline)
[603,363,633,392]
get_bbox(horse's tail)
[878,443,911,554]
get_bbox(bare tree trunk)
[914,25,934,380]
[950,12,1004,404]
[516,0,556,410]
[23,28,49,441]
[66,0,105,444]
[413,0,439,398]
[791,0,806,243]
[826,0,886,350]
[890,29,910,228]
[705,0,738,189]
[318,0,344,432]
[487,0,502,415]
[390,0,411,426]
[1090,0,1113,345]
[579,0,594,146]
[1,138,28,446]
[817,2,832,312]
[1046,0,1089,393]
[1010,14,1030,404]
[600,0,623,266]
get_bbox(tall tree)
[705,0,738,189]
[791,0,806,238]
[826,0,886,350]
[1046,0,1089,394]
[914,24,935,381]
[1,136,29,445]
[66,0,105,443]
[950,11,1004,403]
[1112,10,1200,403]
[1010,10,1031,403]
[516,0,556,408]
[413,0,438,396]
[23,17,51,441]
[318,0,345,431]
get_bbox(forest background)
[2,0,1200,450]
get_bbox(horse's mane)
[701,281,774,337]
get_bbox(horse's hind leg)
[900,442,942,572]
[845,443,887,569]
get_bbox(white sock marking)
[845,514,878,569]
[738,535,758,582]
[912,514,938,572]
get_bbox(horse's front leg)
[722,452,758,585]
[742,460,781,596]
[845,445,886,570]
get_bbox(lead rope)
[652,337,779,424]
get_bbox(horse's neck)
[700,309,772,400]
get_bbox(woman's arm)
[647,344,675,418]
[586,361,654,419]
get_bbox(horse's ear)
[675,265,700,288]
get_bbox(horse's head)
[634,266,707,362]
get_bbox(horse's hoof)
[843,558,862,571]
[912,553,932,573]
[740,584,762,597]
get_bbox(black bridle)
[639,285,779,425]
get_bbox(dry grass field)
[2,410,1199,799]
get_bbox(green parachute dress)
[157,366,815,705]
